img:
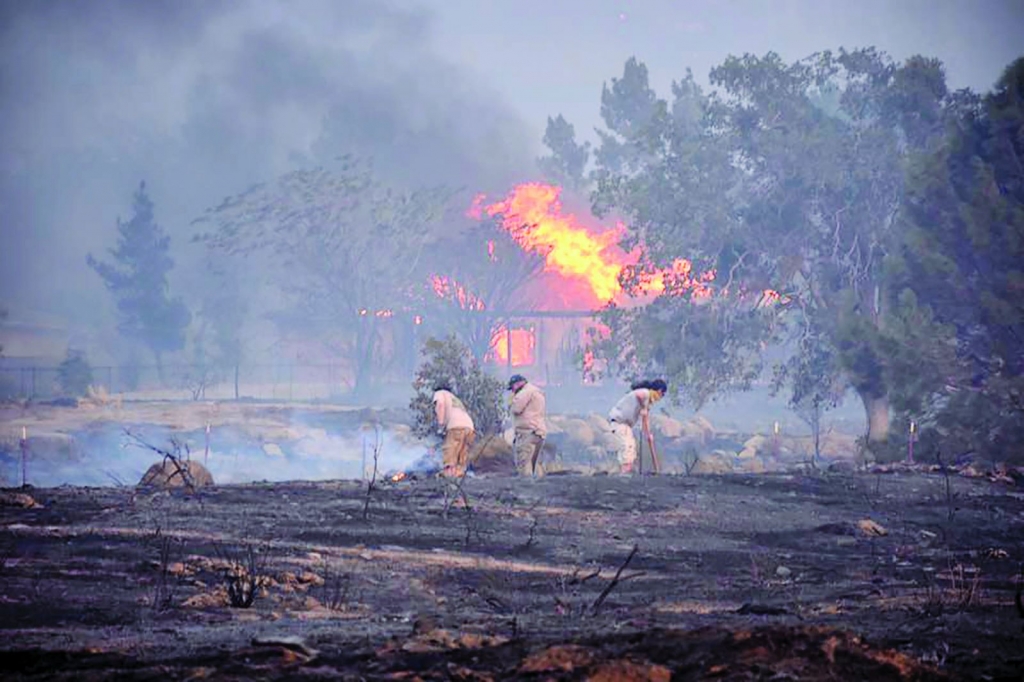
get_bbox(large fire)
[469,182,716,308]
[425,181,776,370]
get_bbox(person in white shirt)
[607,379,667,474]
[432,382,475,478]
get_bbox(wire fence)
[0,363,364,402]
[0,359,592,403]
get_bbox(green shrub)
[410,335,504,437]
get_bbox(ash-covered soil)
[1,472,1022,680]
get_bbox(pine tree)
[87,181,191,378]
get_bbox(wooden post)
[204,422,211,467]
[908,421,916,464]
[20,426,28,488]
[505,326,512,373]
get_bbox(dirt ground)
[2,469,1023,680]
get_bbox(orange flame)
[471,183,625,303]
[430,275,486,311]
[470,183,717,307]
[489,326,535,367]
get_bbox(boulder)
[139,459,214,489]
[0,491,40,508]
[741,435,767,454]
[561,419,595,447]
[651,414,686,439]
[692,451,734,475]
[468,434,515,474]
[828,460,857,474]
[594,427,621,453]
[585,413,611,435]
[737,456,766,474]
[545,416,567,436]
[691,416,715,438]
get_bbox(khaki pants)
[441,428,475,477]
[611,422,637,472]
[513,429,544,476]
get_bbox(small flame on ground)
[391,471,407,482]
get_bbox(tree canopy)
[193,158,452,396]
[551,49,1022,460]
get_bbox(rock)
[691,415,715,438]
[775,565,792,578]
[545,415,567,435]
[561,419,595,447]
[958,464,986,478]
[857,519,888,536]
[520,644,594,673]
[589,659,671,682]
[737,457,766,474]
[692,452,733,475]
[737,446,758,460]
[468,434,515,474]
[0,491,40,508]
[139,459,214,489]
[251,635,318,660]
[743,435,767,452]
[651,414,686,439]
[828,460,856,474]
[297,571,324,586]
[585,413,611,435]
[594,427,621,452]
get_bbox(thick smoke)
[1,422,435,488]
[0,0,535,329]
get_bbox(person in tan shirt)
[507,374,547,476]
[432,382,475,478]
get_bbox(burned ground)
[1,472,1022,680]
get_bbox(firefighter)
[607,379,667,474]
[432,382,475,478]
[507,374,547,476]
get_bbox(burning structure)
[426,181,717,382]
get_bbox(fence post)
[20,426,28,487]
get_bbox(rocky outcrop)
[139,459,214,489]
[692,451,734,475]
[468,434,516,475]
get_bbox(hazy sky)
[0,0,1021,335]
[423,0,1024,144]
